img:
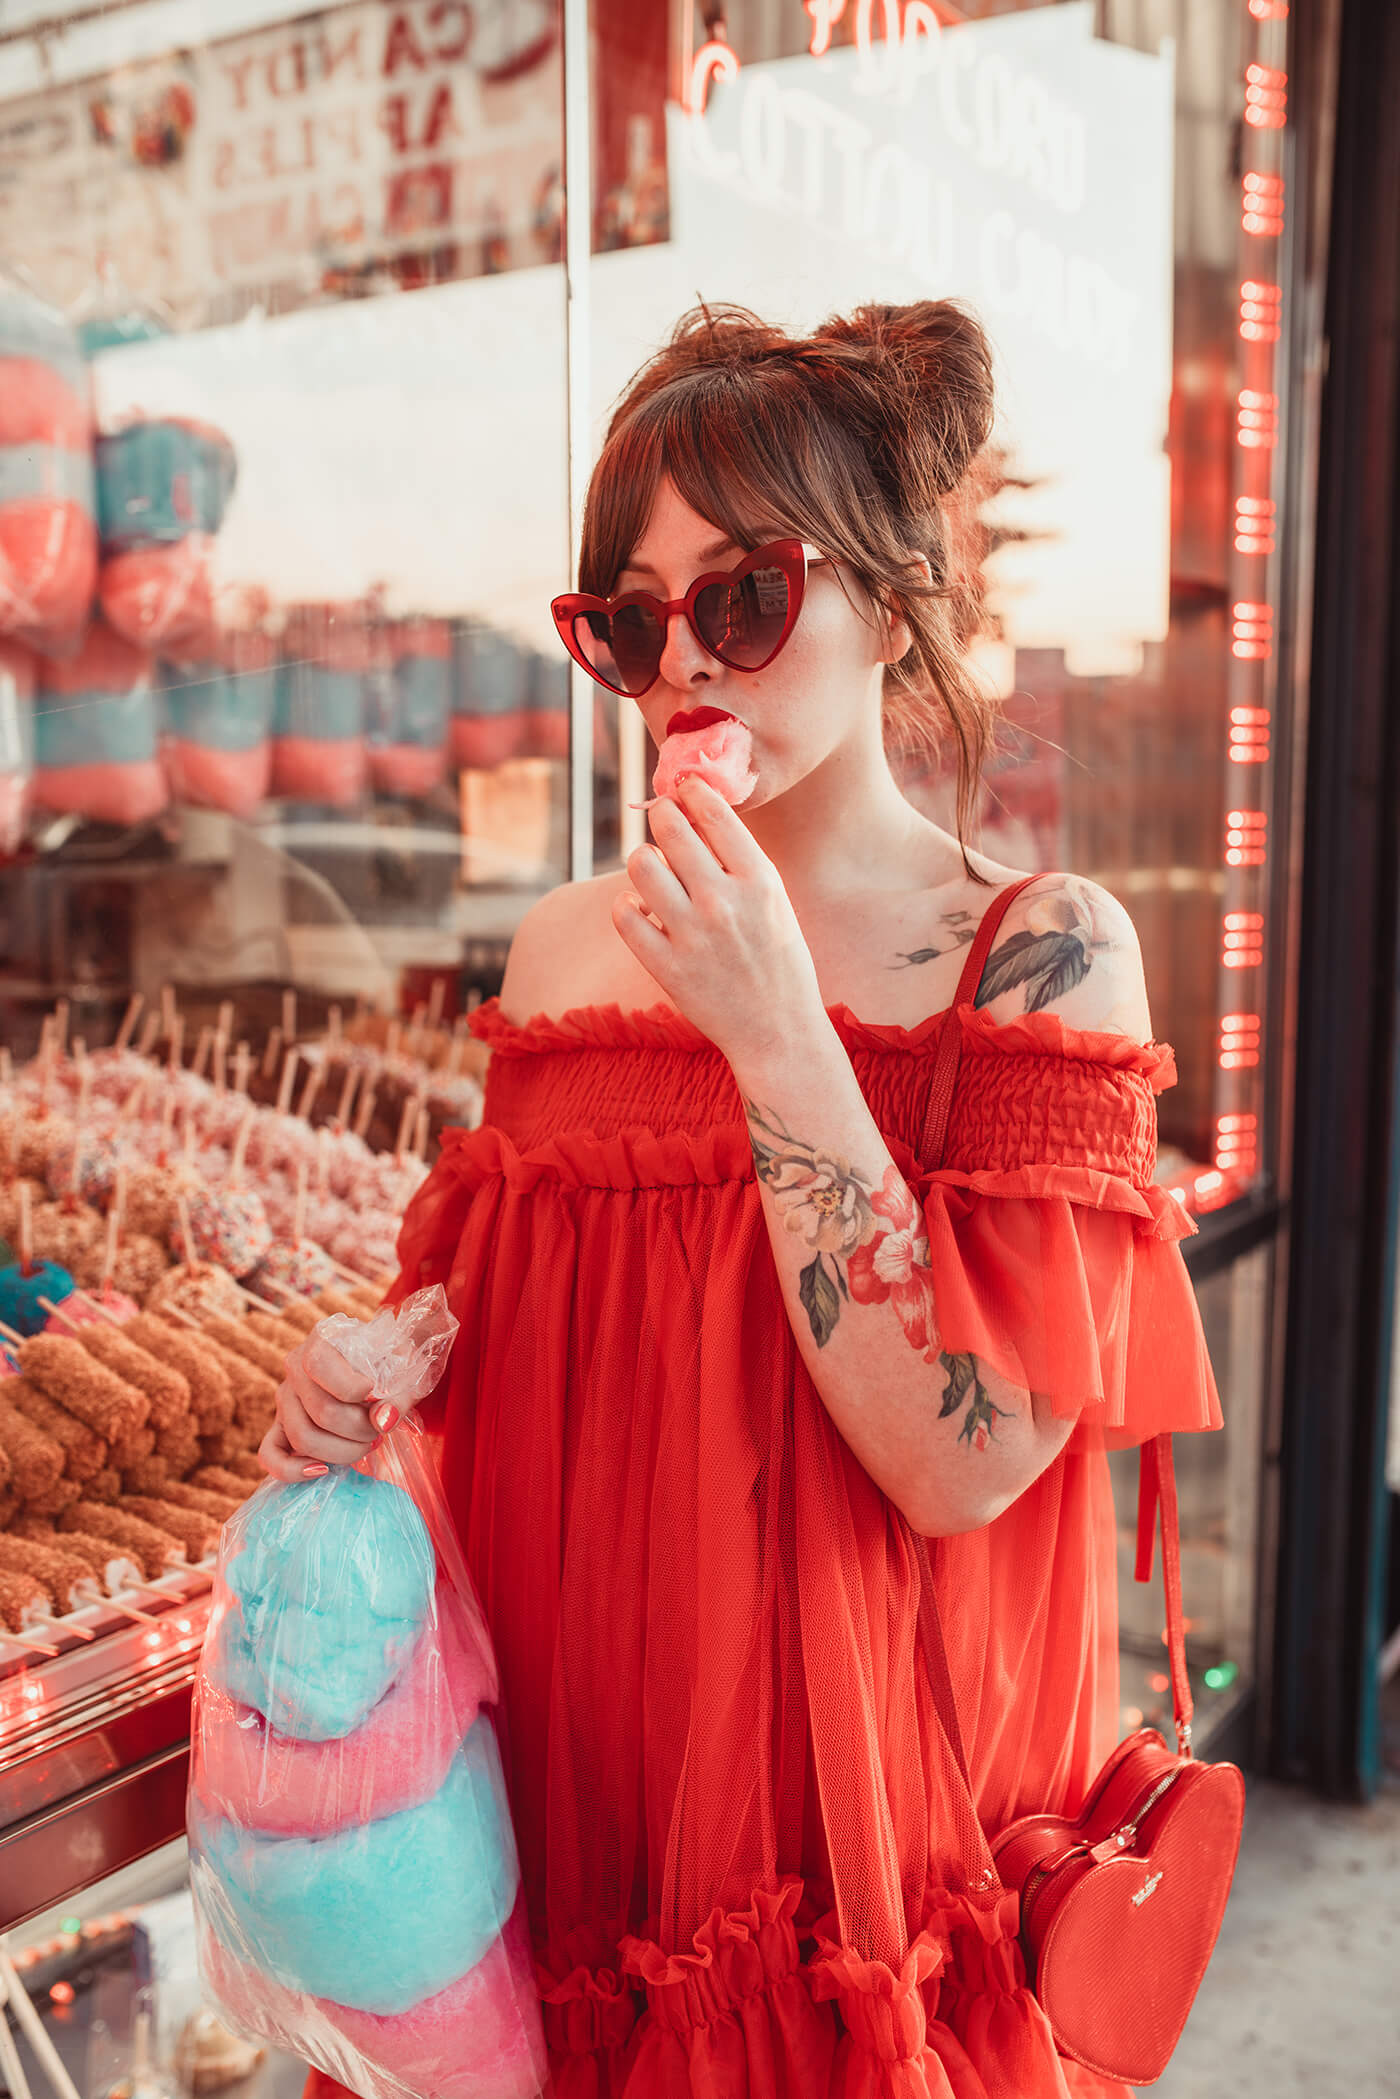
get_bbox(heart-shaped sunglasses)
[551,538,826,698]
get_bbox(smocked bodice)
[466,996,1179,1192]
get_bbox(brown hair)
[580,299,999,872]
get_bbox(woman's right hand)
[260,1332,396,1482]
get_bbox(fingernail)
[371,1402,396,1432]
[303,1463,329,1479]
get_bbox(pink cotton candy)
[647,715,756,809]
[196,1890,547,2099]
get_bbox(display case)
[0,1569,210,1929]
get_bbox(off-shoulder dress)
[317,926,1221,2099]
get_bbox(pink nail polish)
[371,1402,396,1432]
[303,1463,329,1479]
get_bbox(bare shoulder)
[975,871,1155,1043]
[498,871,634,1025]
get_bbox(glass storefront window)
[0,0,1310,1852]
[588,0,1297,1229]
[0,1,572,1047]
[578,0,1302,1752]
[0,0,1299,1187]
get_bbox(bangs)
[579,371,837,597]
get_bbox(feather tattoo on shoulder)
[892,877,1123,1014]
[890,908,977,972]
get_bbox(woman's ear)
[878,554,933,665]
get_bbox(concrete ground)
[1146,1671,1400,2097]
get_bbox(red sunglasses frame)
[551,538,824,698]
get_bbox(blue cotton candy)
[194,1716,518,2015]
[209,1469,435,1740]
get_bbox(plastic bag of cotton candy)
[186,1285,547,2099]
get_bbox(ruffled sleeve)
[893,1006,1221,1453]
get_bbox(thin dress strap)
[918,872,1044,1168]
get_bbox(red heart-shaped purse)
[990,1716,1245,2083]
[919,1436,1247,2086]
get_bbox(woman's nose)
[656,610,713,688]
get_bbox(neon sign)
[1241,170,1284,235]
[1239,280,1281,342]
[1236,389,1278,449]
[684,38,739,117]
[804,1,953,66]
[1244,62,1287,128]
[1222,913,1265,970]
[1215,1115,1258,1175]
[1225,812,1268,869]
[1219,1015,1262,1070]
[690,1,990,111]
[1231,602,1273,660]
[1228,707,1272,764]
[1234,495,1276,554]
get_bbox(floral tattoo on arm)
[745,1105,1013,1453]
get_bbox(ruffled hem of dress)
[467,995,1179,1092]
[534,1880,1087,2099]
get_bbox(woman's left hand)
[612,778,827,1070]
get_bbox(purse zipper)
[1017,1767,1184,1936]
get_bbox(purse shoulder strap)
[1135,1434,1195,1754]
[918,873,1042,1167]
[913,873,1197,1779]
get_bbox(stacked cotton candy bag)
[160,633,274,819]
[520,651,570,760]
[33,619,167,826]
[0,278,97,656]
[96,418,236,656]
[271,603,370,806]
[188,1285,546,2099]
[369,620,451,798]
[450,617,526,771]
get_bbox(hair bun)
[812,299,995,506]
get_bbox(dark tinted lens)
[574,604,662,694]
[694,562,791,668]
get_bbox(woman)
[265,301,1221,2099]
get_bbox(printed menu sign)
[0,0,560,328]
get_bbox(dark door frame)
[1272,0,1400,1798]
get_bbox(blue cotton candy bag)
[187,1286,547,2099]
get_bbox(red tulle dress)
[307,978,1221,2099]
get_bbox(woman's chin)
[734,765,784,815]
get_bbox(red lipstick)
[665,706,738,737]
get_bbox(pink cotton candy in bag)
[197,1891,544,2099]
